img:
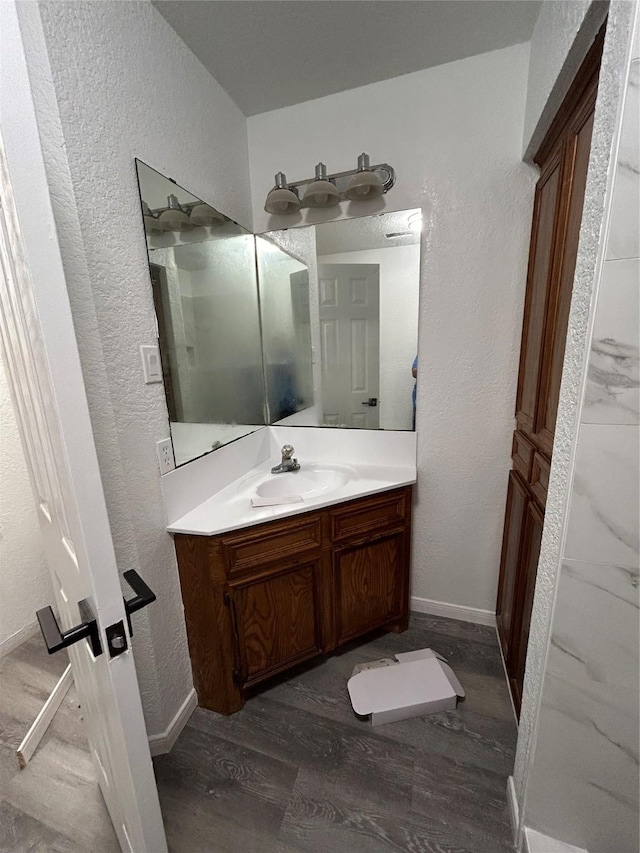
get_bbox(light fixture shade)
[264,172,301,215]
[142,201,162,235]
[190,202,226,227]
[303,162,340,208]
[158,194,191,231]
[345,152,384,201]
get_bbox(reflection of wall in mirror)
[150,247,194,421]
[150,237,266,428]
[317,245,420,430]
[169,422,261,466]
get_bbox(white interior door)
[0,129,167,853]
[318,264,380,428]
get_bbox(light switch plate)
[140,345,162,384]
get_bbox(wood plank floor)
[0,613,517,852]
[0,633,119,852]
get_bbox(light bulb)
[302,163,340,208]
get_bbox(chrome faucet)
[271,444,300,474]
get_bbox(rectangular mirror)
[136,161,419,468]
[255,236,314,424]
[136,161,267,466]
[263,209,421,432]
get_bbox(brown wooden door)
[509,500,544,713]
[334,532,405,644]
[229,561,323,686]
[496,471,529,663]
[515,147,565,435]
[534,103,597,455]
[495,29,603,716]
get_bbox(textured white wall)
[21,0,253,735]
[318,245,420,431]
[513,2,639,847]
[0,355,52,652]
[249,44,536,613]
[523,0,608,158]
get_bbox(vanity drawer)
[530,452,550,509]
[512,430,534,481]
[222,514,322,576]
[330,489,408,543]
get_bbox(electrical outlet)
[156,438,175,474]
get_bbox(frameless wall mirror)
[255,236,314,423]
[262,208,421,432]
[135,161,313,467]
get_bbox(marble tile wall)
[525,25,640,853]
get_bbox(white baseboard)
[18,664,73,768]
[148,688,197,757]
[0,620,40,658]
[525,828,588,853]
[411,596,496,627]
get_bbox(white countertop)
[167,460,416,536]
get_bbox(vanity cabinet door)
[334,532,407,644]
[508,500,544,715]
[228,561,323,687]
[496,470,529,664]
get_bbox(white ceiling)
[153,0,541,116]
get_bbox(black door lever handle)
[36,599,102,657]
[122,569,156,634]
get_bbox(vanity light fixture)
[302,163,340,208]
[264,172,301,215]
[158,194,191,231]
[345,153,384,200]
[142,201,162,235]
[264,154,395,215]
[189,202,226,227]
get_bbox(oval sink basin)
[256,466,350,500]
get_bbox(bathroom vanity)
[136,161,420,715]
[173,484,412,715]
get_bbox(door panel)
[515,150,563,433]
[334,533,404,644]
[0,23,166,850]
[497,30,602,716]
[509,500,544,715]
[496,471,529,663]
[318,264,380,428]
[535,105,596,454]
[231,562,322,684]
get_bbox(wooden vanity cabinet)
[173,486,412,715]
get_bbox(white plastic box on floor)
[347,648,465,726]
